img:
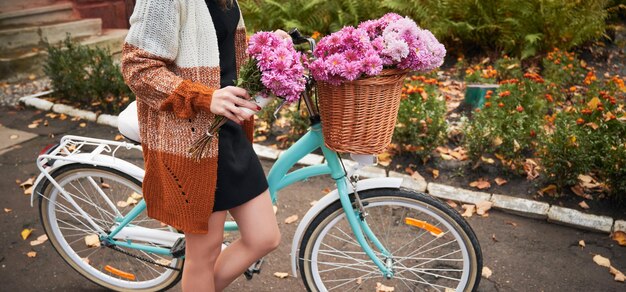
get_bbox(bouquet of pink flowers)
[309,13,446,85]
[189,32,306,160]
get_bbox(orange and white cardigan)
[121,0,252,233]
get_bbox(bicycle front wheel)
[298,188,482,292]
[39,164,183,291]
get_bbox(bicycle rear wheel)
[298,188,482,292]
[39,164,183,291]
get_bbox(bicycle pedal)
[243,258,264,280]
[170,237,185,258]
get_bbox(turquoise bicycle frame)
[103,122,395,277]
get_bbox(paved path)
[1,106,624,291]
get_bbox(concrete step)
[0,2,76,28]
[0,18,102,51]
[0,29,128,83]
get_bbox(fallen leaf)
[505,221,518,227]
[612,231,626,246]
[579,240,586,248]
[82,257,91,265]
[356,277,362,285]
[114,134,124,141]
[585,122,599,130]
[273,272,289,279]
[309,200,318,206]
[495,177,508,186]
[85,234,101,248]
[571,185,592,200]
[440,153,453,160]
[126,197,138,206]
[492,136,503,147]
[253,136,267,142]
[436,146,450,154]
[610,266,625,282]
[538,184,558,197]
[461,204,475,218]
[130,192,143,200]
[45,113,58,119]
[24,186,33,196]
[321,187,331,194]
[375,282,395,292]
[481,156,495,164]
[27,251,37,258]
[273,205,278,215]
[446,200,457,208]
[4,208,12,213]
[30,234,48,246]
[587,97,601,110]
[20,177,34,188]
[450,151,464,160]
[513,139,521,152]
[101,183,111,189]
[21,228,34,240]
[578,201,590,210]
[432,169,439,179]
[116,201,129,208]
[524,159,540,180]
[79,123,87,128]
[156,259,172,266]
[476,201,493,216]
[469,179,491,190]
[28,74,36,80]
[593,254,611,268]
[59,114,68,120]
[482,266,492,279]
[27,123,38,129]
[491,234,499,242]
[284,215,298,224]
[10,134,18,140]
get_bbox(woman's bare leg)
[214,189,280,291]
[181,210,227,292]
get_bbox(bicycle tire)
[298,188,482,292]
[39,164,183,291]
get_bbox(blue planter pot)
[464,84,499,108]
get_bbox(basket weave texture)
[317,69,408,154]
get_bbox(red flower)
[576,118,584,125]
[498,102,505,108]
[530,130,536,137]
[516,105,524,112]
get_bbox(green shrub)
[393,75,447,160]
[541,48,585,87]
[44,36,134,114]
[494,56,523,81]
[463,73,548,165]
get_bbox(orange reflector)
[405,217,443,236]
[105,265,136,281]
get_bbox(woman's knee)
[245,225,281,253]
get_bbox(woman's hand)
[274,29,290,40]
[210,86,260,124]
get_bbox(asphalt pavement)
[1,106,624,292]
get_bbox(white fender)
[31,153,145,206]
[289,177,404,277]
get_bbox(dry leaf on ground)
[377,153,392,167]
[30,234,48,246]
[20,177,34,188]
[523,159,540,180]
[130,192,143,200]
[309,200,318,206]
[495,177,508,186]
[579,240,586,248]
[273,272,289,279]
[482,267,492,279]
[156,259,172,266]
[284,215,298,224]
[27,251,37,258]
[21,228,33,240]
[440,153,453,160]
[593,254,611,268]
[321,187,331,194]
[505,221,518,227]
[571,185,593,200]
[612,231,626,246]
[538,184,558,197]
[610,266,625,282]
[469,179,491,190]
[4,208,12,213]
[116,201,129,208]
[480,156,495,164]
[461,204,475,218]
[85,234,101,248]
[101,183,111,189]
[10,134,18,140]
[23,186,33,196]
[432,169,439,179]
[272,205,278,215]
[446,200,458,208]
[436,146,450,154]
[579,201,590,209]
[375,282,395,292]
[79,122,87,128]
[114,134,124,141]
[476,201,493,216]
[356,277,362,285]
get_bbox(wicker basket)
[317,68,408,154]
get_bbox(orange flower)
[545,94,554,102]
[499,91,511,97]
[485,102,492,107]
[498,102,505,108]
[486,90,493,95]
[311,31,321,40]
[569,86,577,92]
[475,108,481,113]
[576,118,584,125]
[516,105,524,112]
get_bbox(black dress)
[207,0,269,211]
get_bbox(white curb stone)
[297,153,324,166]
[356,165,387,179]
[20,96,54,111]
[390,171,427,192]
[52,104,97,121]
[548,206,613,233]
[490,194,550,219]
[96,114,118,128]
[252,144,281,160]
[614,220,626,233]
[426,183,491,204]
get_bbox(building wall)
[73,0,134,28]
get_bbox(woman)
[121,0,283,290]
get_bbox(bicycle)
[30,30,482,291]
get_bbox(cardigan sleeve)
[121,0,213,118]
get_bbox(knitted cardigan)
[121,0,252,233]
